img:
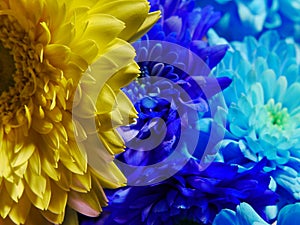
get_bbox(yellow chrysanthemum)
[0,0,160,224]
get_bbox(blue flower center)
[265,99,290,129]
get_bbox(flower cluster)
[3,0,300,225]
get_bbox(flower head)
[99,159,277,225]
[116,0,231,170]
[0,0,159,224]
[213,31,300,200]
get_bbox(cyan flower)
[100,159,277,225]
[213,202,300,225]
[197,0,300,41]
[212,30,300,200]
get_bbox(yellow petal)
[41,210,65,224]
[98,129,125,155]
[55,164,71,191]
[25,176,51,210]
[107,62,140,90]
[31,117,53,134]
[11,143,35,168]
[70,170,92,193]
[8,193,31,225]
[90,0,150,41]
[78,14,125,53]
[41,157,60,181]
[0,186,13,219]
[114,90,138,125]
[129,10,161,42]
[47,182,68,215]
[24,169,47,198]
[4,179,24,203]
[96,84,117,115]
[44,44,71,69]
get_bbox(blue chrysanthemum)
[213,202,300,225]
[117,59,231,167]
[116,0,231,168]
[212,30,300,200]
[94,158,277,225]
[197,0,300,41]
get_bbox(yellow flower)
[0,0,160,224]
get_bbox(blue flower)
[116,0,232,168]
[212,30,300,200]
[117,58,232,167]
[197,0,300,41]
[213,202,300,225]
[100,159,277,225]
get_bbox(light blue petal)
[254,57,268,76]
[267,52,280,76]
[261,69,276,101]
[283,82,300,110]
[213,209,237,225]
[245,67,257,90]
[282,60,299,85]
[249,83,264,105]
[277,203,300,225]
[237,203,269,225]
[258,30,280,52]
[273,76,288,103]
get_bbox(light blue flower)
[213,202,300,225]
[211,30,300,200]
[197,0,300,41]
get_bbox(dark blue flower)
[98,158,277,225]
[114,0,232,170]
[117,59,231,167]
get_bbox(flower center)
[0,43,15,93]
[266,99,289,128]
[0,15,40,126]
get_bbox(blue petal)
[277,203,300,225]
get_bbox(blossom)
[211,30,300,200]
[98,158,277,225]
[0,0,159,224]
[197,0,300,41]
[213,202,300,225]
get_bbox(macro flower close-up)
[116,0,231,167]
[3,0,300,225]
[213,30,300,202]
[0,0,159,224]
